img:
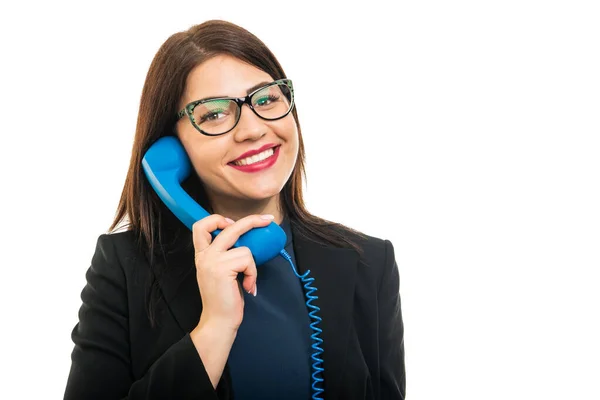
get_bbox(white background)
[1,1,599,399]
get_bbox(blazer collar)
[160,222,359,398]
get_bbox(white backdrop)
[1,1,599,399]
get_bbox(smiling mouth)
[229,145,280,166]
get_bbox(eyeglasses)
[177,79,295,136]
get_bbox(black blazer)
[64,223,405,399]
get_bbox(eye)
[254,94,280,107]
[200,110,227,123]
[195,99,234,124]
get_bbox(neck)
[207,193,284,225]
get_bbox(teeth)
[233,148,275,166]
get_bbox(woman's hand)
[189,213,274,388]
[192,213,274,332]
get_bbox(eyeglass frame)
[176,78,295,137]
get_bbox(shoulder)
[89,230,148,277]
[94,229,140,257]
[327,221,397,283]
[330,221,395,259]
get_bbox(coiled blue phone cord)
[279,249,324,400]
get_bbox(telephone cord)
[279,249,324,400]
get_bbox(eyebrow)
[196,81,272,102]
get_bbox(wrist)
[191,317,237,345]
[190,318,237,389]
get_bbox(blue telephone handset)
[141,136,287,266]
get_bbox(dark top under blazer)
[64,222,406,399]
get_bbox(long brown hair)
[109,20,364,325]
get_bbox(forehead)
[183,55,274,103]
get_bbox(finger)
[192,215,234,252]
[210,214,275,252]
[224,247,258,294]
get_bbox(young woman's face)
[176,55,299,207]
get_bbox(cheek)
[287,125,300,157]
[279,120,299,147]
[185,142,225,181]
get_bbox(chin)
[223,159,294,202]
[243,185,284,201]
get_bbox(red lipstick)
[231,143,278,163]
[228,145,280,173]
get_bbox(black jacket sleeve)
[64,234,230,399]
[379,240,406,399]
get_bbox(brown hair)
[109,20,364,325]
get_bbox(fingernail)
[260,214,274,220]
[225,217,235,224]
[253,284,258,297]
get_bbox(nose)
[232,104,267,142]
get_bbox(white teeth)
[233,147,275,166]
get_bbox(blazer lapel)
[159,224,360,399]
[159,241,202,334]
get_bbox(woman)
[64,20,405,399]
